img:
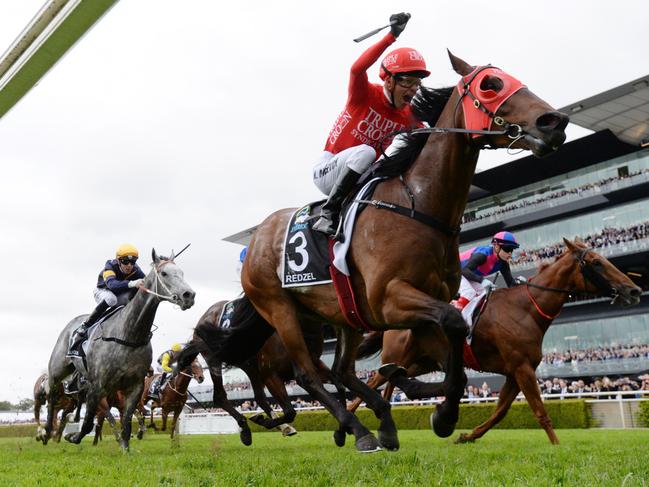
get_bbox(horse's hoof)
[333,428,346,447]
[137,430,144,440]
[281,425,297,437]
[64,433,79,444]
[430,410,456,438]
[355,433,382,453]
[239,429,252,446]
[378,429,400,451]
[454,433,473,444]
[378,363,407,381]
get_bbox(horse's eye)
[480,75,503,92]
[161,271,168,277]
[592,260,602,267]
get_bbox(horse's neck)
[112,274,160,344]
[174,372,191,392]
[529,256,575,332]
[405,89,480,228]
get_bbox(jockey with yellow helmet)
[312,12,430,235]
[455,232,520,311]
[67,244,146,358]
[148,343,184,400]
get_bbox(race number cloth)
[281,203,332,288]
[216,299,237,328]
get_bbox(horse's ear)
[169,250,176,261]
[563,237,577,252]
[447,50,474,76]
[152,248,160,264]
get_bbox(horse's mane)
[373,86,454,178]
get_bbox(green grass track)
[1,429,648,486]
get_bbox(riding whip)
[353,19,399,43]
[186,388,210,412]
[173,243,191,259]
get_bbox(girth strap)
[98,333,152,348]
[356,198,461,237]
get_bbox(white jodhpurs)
[93,287,118,307]
[312,145,375,195]
[458,276,486,302]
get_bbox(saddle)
[68,305,124,376]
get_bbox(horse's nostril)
[631,287,642,297]
[183,291,194,300]
[536,111,569,132]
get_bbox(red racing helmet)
[379,47,431,80]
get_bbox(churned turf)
[0,429,647,486]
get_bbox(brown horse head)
[189,358,205,384]
[448,50,568,157]
[559,238,641,306]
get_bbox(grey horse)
[43,249,195,451]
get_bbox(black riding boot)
[313,166,362,236]
[66,300,109,358]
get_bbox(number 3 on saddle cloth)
[280,177,387,333]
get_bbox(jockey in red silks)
[312,12,431,235]
[455,231,521,311]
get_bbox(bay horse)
[43,250,195,450]
[93,391,146,445]
[180,300,331,445]
[197,52,569,452]
[139,357,204,438]
[33,373,77,443]
[351,238,641,444]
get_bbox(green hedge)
[638,401,649,427]
[247,399,590,433]
[0,419,168,439]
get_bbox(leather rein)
[365,65,526,237]
[525,249,617,320]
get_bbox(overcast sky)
[0,1,647,403]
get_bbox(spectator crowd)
[462,166,649,225]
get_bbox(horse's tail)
[181,295,274,367]
[357,331,385,359]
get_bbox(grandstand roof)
[559,74,649,147]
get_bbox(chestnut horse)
[33,373,77,443]
[197,52,568,451]
[139,357,204,438]
[351,239,641,444]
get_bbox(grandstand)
[190,75,649,406]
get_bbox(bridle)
[168,367,201,397]
[140,260,178,302]
[525,248,617,319]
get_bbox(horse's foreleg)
[105,409,121,443]
[382,282,467,438]
[119,383,144,452]
[134,409,146,440]
[208,367,253,446]
[263,303,379,453]
[161,410,168,431]
[348,373,387,413]
[455,375,520,444]
[515,365,560,445]
[34,400,44,441]
[333,328,398,451]
[250,372,297,430]
[93,415,104,446]
[169,405,182,439]
[43,388,59,445]
[65,389,100,445]
[55,403,75,442]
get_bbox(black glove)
[390,12,410,38]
